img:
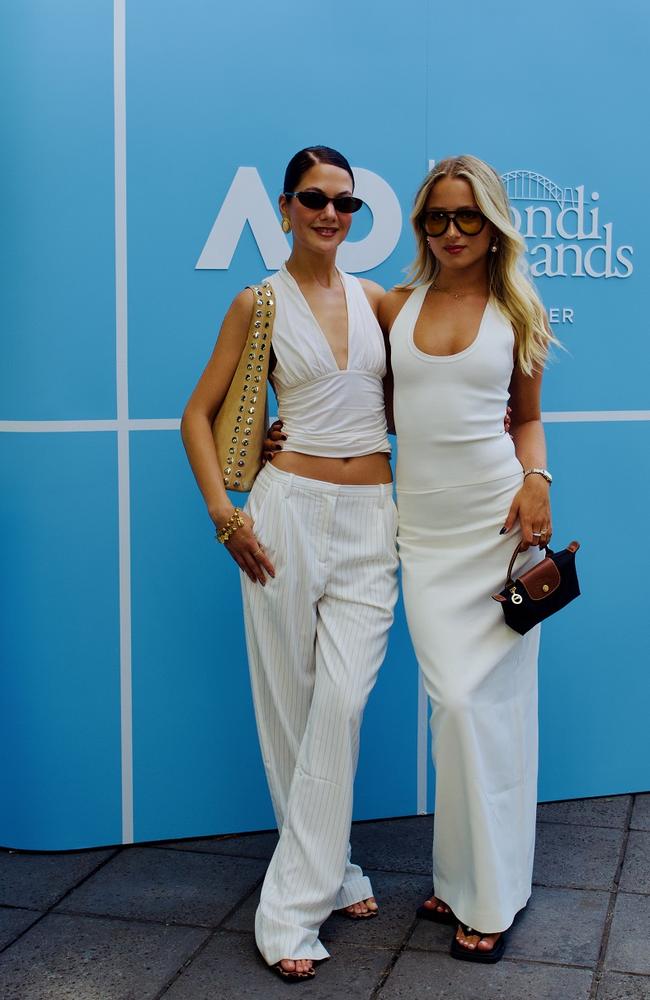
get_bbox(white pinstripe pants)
[241,462,398,964]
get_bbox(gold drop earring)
[281,217,291,234]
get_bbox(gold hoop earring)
[281,217,291,234]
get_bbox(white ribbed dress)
[391,283,543,933]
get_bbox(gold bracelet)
[215,508,244,544]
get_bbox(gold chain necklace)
[430,281,466,302]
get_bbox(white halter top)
[267,264,390,458]
[390,283,522,491]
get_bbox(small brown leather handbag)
[492,540,581,635]
[212,282,275,492]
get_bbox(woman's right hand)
[263,419,286,464]
[216,509,275,584]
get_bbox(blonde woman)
[379,155,555,963]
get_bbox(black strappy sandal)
[450,923,508,963]
[415,889,456,925]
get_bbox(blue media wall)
[1,0,648,849]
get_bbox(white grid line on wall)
[114,0,133,845]
[3,412,648,436]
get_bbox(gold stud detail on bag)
[212,282,275,492]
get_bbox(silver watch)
[523,467,552,485]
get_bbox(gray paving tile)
[0,912,207,1000]
[158,830,279,860]
[163,815,433,870]
[507,886,609,966]
[219,883,258,933]
[533,822,624,889]
[55,847,266,926]
[631,795,650,831]
[349,815,434,874]
[225,870,431,952]
[409,886,610,967]
[538,796,632,829]
[322,871,430,950]
[377,949,593,999]
[597,971,650,999]
[408,886,609,968]
[605,893,650,975]
[0,907,43,950]
[0,848,116,909]
[163,932,388,999]
[620,832,650,893]
[407,910,455,954]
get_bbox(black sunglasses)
[422,209,487,237]
[284,190,364,213]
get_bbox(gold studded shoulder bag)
[212,281,275,492]
[492,539,581,635]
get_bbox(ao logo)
[197,166,633,279]
[196,167,402,273]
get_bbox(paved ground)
[1,794,648,999]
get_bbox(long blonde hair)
[402,155,557,375]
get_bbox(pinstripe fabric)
[241,462,398,964]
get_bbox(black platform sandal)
[415,889,456,925]
[450,923,508,963]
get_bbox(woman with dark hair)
[266,154,555,966]
[181,146,398,981]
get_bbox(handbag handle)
[505,539,580,587]
[505,540,552,587]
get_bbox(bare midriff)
[272,451,392,486]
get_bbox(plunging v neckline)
[282,264,351,372]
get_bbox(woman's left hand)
[501,475,552,550]
[262,419,285,465]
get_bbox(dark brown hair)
[283,146,355,193]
